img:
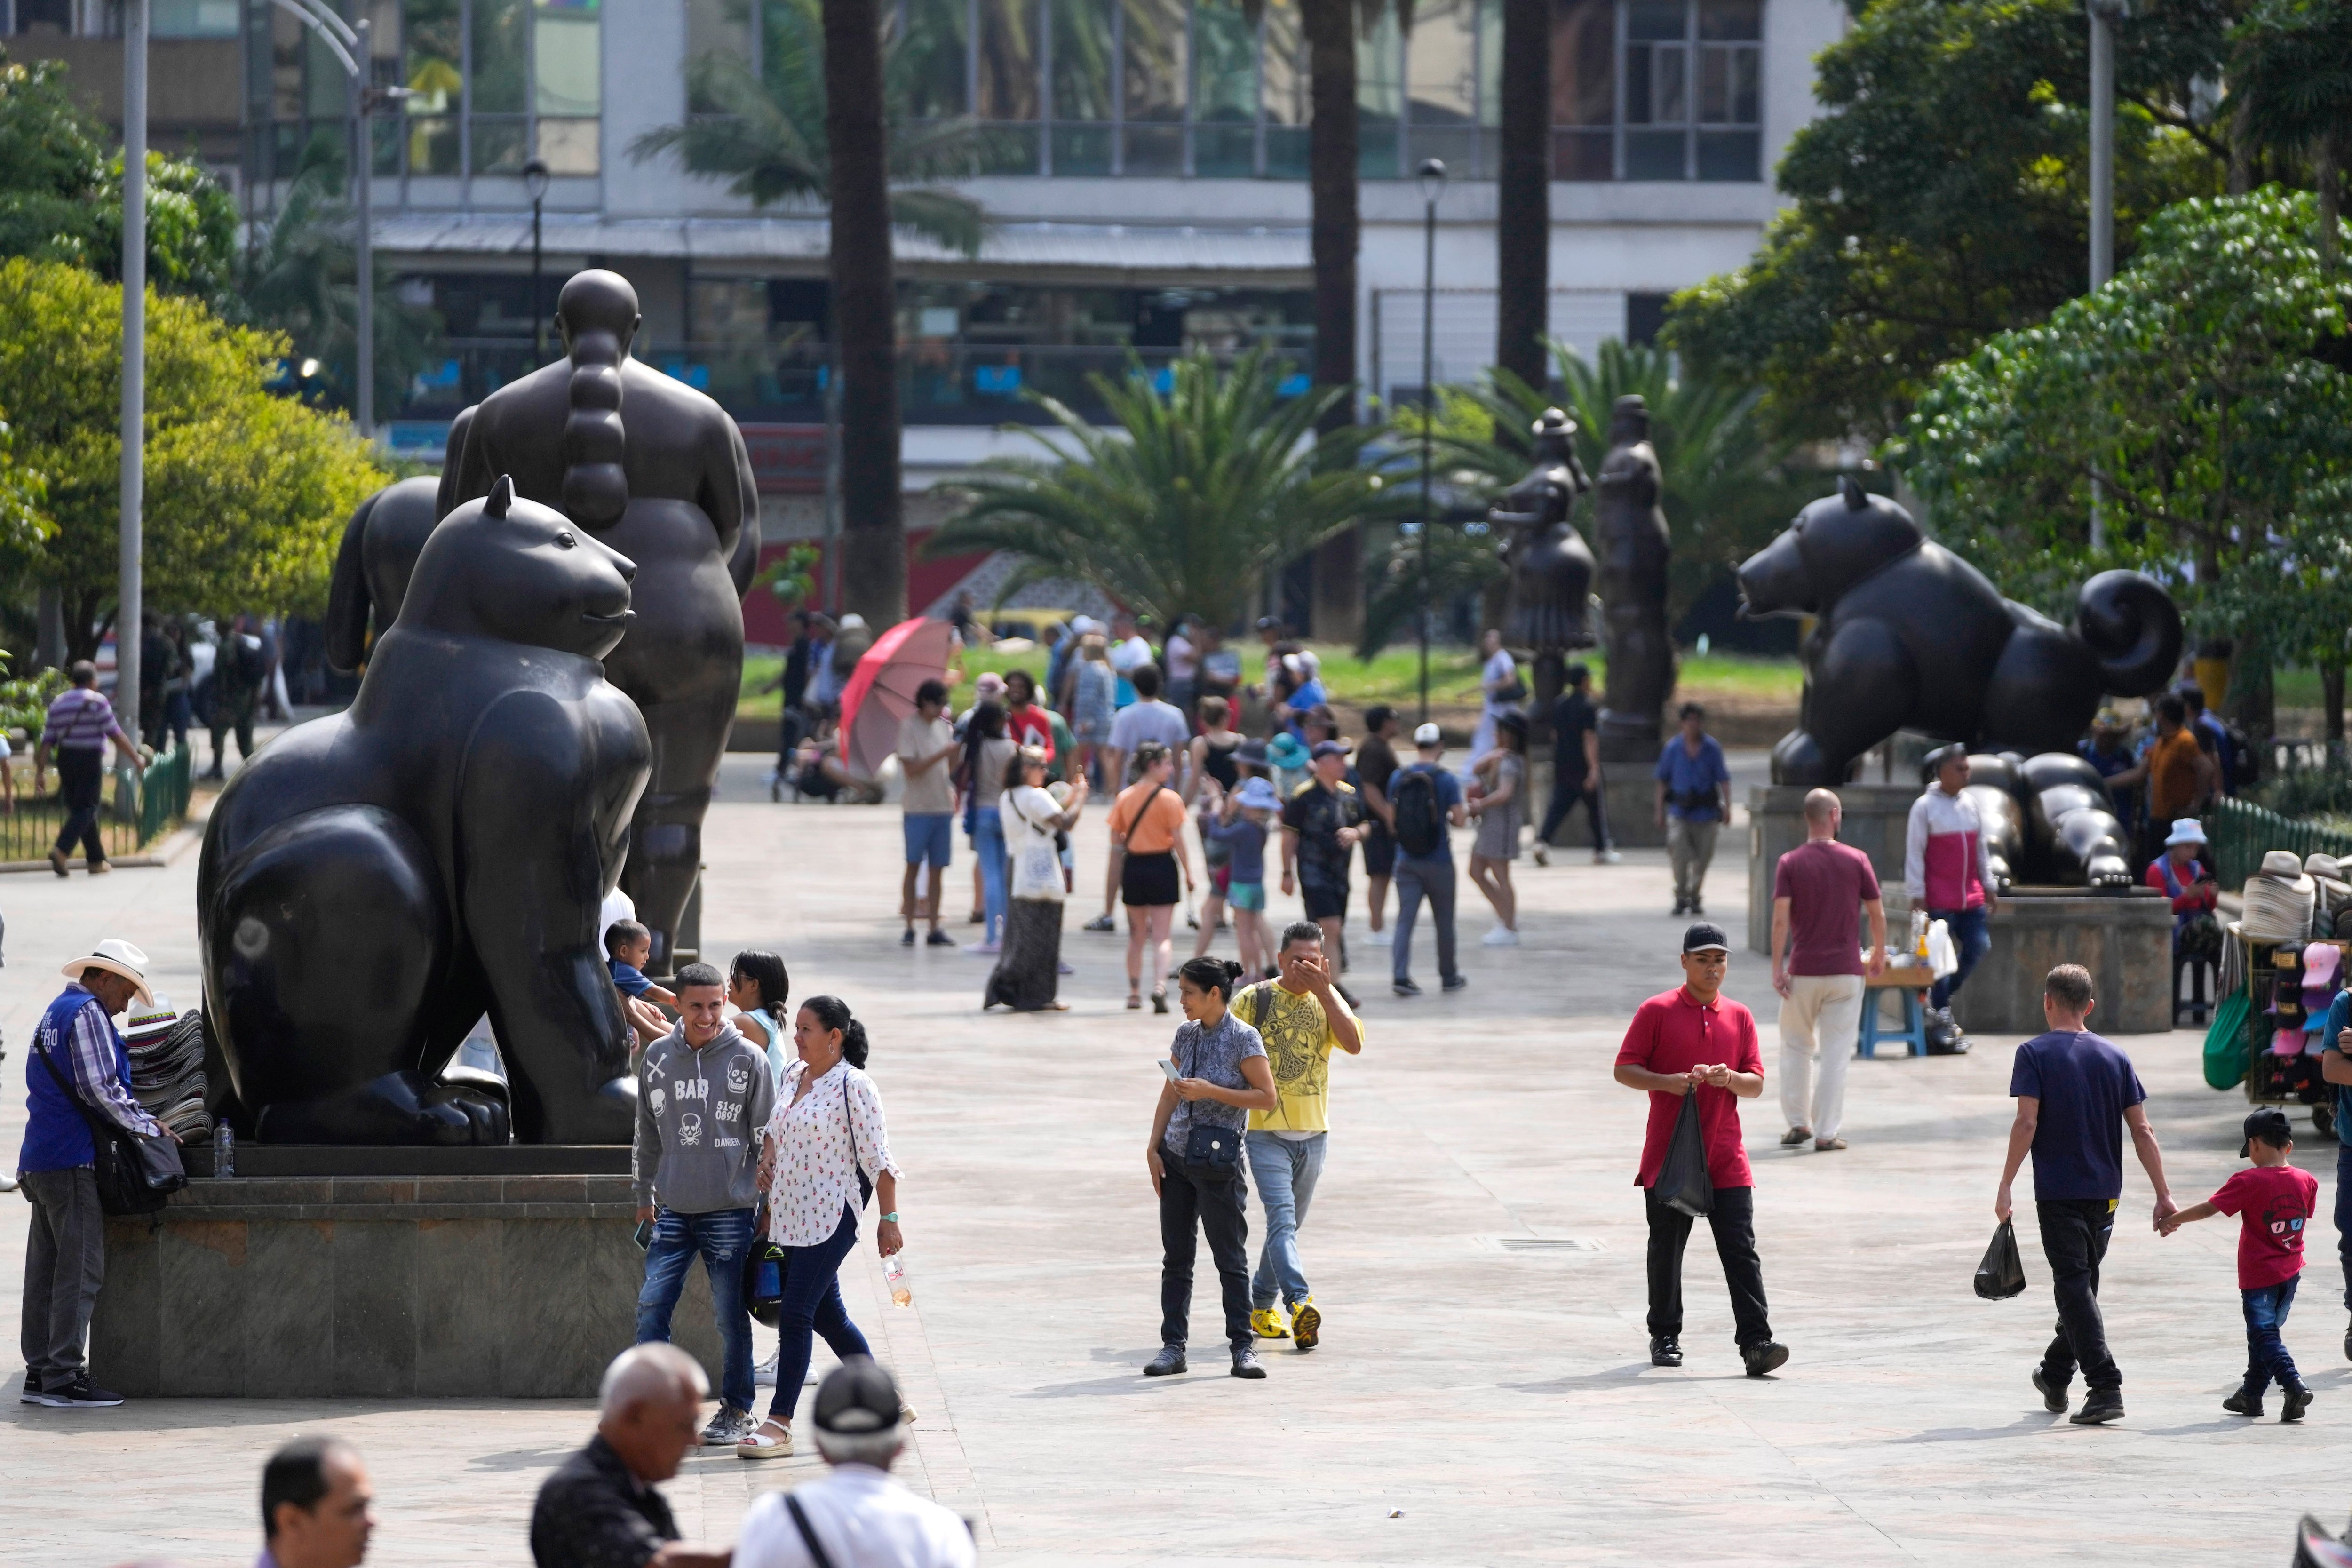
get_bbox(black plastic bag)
[1655,1092,1714,1218]
[1973,1219,2027,1299]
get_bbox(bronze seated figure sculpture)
[200,479,651,1145]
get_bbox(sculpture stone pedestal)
[91,1166,720,1398]
[1744,786,2174,1035]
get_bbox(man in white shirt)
[1108,612,1153,708]
[733,1359,974,1568]
[1469,628,1519,766]
[895,679,960,948]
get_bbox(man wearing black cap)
[732,1358,974,1568]
[1612,923,1789,1377]
[1279,740,1365,1000]
[1994,963,2177,1426]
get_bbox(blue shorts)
[1228,881,1267,912]
[902,812,954,868]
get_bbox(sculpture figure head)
[1528,406,1577,462]
[401,475,637,659]
[1608,394,1651,446]
[1735,475,1925,618]
[557,270,642,529]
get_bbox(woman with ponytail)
[1143,957,1277,1382]
[739,994,907,1457]
[444,268,761,979]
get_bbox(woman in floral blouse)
[737,994,906,1459]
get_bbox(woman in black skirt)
[988,746,1089,1011]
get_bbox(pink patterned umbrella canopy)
[838,617,956,779]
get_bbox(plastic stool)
[1858,986,1928,1059]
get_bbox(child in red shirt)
[2160,1107,2320,1421]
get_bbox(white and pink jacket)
[1904,786,1993,912]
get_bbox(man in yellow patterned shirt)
[1236,921,1365,1351]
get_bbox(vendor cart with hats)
[2210,844,2352,1138]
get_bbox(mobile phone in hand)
[1159,1059,1180,1082]
[633,1219,653,1251]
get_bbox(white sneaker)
[964,940,1001,956]
[1481,926,1521,947]
[1364,926,1392,947]
[1594,849,1622,864]
[700,1406,757,1446]
[754,1347,779,1387]
[1531,843,1550,867]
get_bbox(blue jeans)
[766,1202,872,1422]
[636,1206,756,1415]
[1928,905,1992,1010]
[973,809,1008,943]
[1245,1131,1327,1310]
[1391,853,1460,985]
[2241,1276,2304,1395]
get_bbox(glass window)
[152,0,239,38]
[534,0,601,118]
[1192,0,1255,175]
[536,115,600,171]
[403,0,462,174]
[1121,0,1184,121]
[474,0,528,114]
[1049,0,1114,171]
[1355,7,1398,177]
[1405,0,1478,174]
[305,27,348,117]
[977,0,1039,121]
[1546,0,1761,182]
[686,0,753,114]
[893,0,969,120]
[1260,0,1306,176]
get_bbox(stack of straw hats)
[2242,850,2318,942]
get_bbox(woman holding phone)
[1144,956,1277,1381]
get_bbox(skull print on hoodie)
[632,1021,777,1213]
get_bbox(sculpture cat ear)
[1839,474,1868,509]
[486,474,516,520]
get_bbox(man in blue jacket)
[18,938,168,1409]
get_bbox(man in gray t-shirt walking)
[633,963,775,1446]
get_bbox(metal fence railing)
[2209,796,2352,891]
[0,743,196,865]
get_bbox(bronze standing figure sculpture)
[1592,396,1676,760]
[1490,407,1597,724]
[444,270,761,972]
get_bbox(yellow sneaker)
[1289,1297,1321,1352]
[1250,1306,1290,1341]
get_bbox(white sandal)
[738,1419,793,1460]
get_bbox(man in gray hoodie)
[632,962,776,1446]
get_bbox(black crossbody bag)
[31,1027,184,1216]
[1175,1024,1246,1183]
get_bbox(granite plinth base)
[90,1175,723,1398]
[1745,787,2173,1034]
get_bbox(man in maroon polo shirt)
[1613,922,1790,1376]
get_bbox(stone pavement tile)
[1,752,2345,1564]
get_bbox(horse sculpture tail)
[2075,569,2181,697]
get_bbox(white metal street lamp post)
[118,0,147,759]
[2085,0,2125,551]
[1415,157,1446,726]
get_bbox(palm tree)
[239,133,442,418]
[630,0,988,627]
[924,350,1381,634]
[1303,0,1413,645]
[1494,0,1548,391]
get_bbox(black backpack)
[1391,767,1443,858]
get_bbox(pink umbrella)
[838,617,956,779]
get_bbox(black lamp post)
[1415,156,1447,726]
[524,158,552,362]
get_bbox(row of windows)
[241,0,1763,189]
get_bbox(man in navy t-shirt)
[1994,963,2177,1426]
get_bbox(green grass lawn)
[739,640,1801,721]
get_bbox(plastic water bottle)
[1910,909,1929,960]
[215,1122,234,1178]
[883,1251,911,1307]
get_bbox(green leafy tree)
[1891,190,2352,720]
[2232,0,2352,261]
[0,53,238,306]
[1360,340,1805,656]
[925,350,1380,634]
[238,133,445,418]
[0,258,389,660]
[1665,0,2233,445]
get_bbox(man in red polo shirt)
[1613,922,1790,1377]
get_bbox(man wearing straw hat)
[17,938,170,1409]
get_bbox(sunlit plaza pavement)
[1,750,2340,1565]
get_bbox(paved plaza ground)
[2,749,2344,1565]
